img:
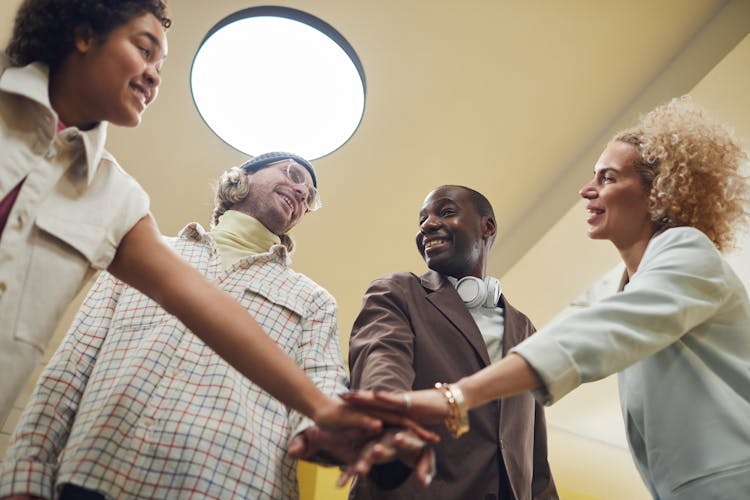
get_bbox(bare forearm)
[108,217,329,420]
[456,353,542,410]
[158,271,328,418]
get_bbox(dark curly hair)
[5,0,171,71]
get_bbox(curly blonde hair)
[613,97,749,252]
[211,166,295,252]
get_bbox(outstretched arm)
[458,352,541,409]
[342,352,541,423]
[108,215,378,431]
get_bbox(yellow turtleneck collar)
[210,210,284,270]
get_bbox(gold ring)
[403,393,412,410]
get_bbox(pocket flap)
[244,280,307,317]
[35,212,107,265]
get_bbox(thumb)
[415,448,436,487]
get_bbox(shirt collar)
[178,221,291,267]
[211,210,281,253]
[209,210,291,269]
[0,58,108,186]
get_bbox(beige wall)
[1,1,748,498]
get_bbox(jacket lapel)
[501,295,520,356]
[421,271,492,367]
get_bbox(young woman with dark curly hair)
[345,97,750,499]
[0,0,391,437]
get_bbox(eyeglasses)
[269,160,321,211]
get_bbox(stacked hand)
[340,389,451,424]
[312,395,441,437]
[289,425,435,487]
[290,391,452,489]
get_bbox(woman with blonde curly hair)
[344,98,750,499]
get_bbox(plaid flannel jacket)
[0,223,348,499]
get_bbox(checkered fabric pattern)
[0,223,348,499]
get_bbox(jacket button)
[16,209,28,228]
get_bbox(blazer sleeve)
[513,227,734,404]
[349,276,417,392]
[348,276,418,489]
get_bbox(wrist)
[433,382,469,438]
[454,377,478,409]
[311,393,344,427]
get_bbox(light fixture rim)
[189,5,367,160]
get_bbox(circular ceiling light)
[191,6,366,160]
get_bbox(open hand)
[288,425,435,489]
[288,426,371,465]
[314,396,439,443]
[336,428,436,488]
[340,389,450,425]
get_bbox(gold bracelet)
[434,382,469,437]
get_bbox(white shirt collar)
[0,57,109,186]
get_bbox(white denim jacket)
[0,55,149,422]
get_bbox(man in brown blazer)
[348,185,557,499]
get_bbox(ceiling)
[2,1,749,498]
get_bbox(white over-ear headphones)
[455,276,501,309]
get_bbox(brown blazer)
[349,271,557,500]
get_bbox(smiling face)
[231,160,315,235]
[68,12,168,128]
[416,186,496,279]
[579,141,656,250]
